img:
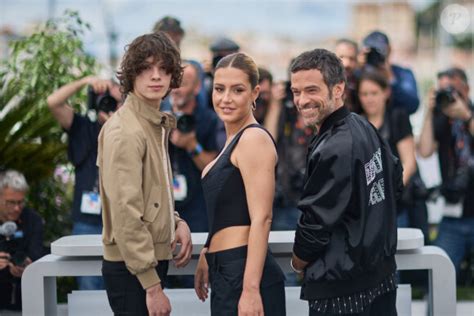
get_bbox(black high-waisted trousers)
[205,245,286,316]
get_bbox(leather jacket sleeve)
[293,133,353,262]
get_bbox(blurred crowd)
[0,15,472,311]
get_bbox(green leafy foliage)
[0,10,97,243]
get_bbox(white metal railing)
[21,229,456,316]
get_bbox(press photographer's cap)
[153,16,184,35]
[209,37,240,53]
[363,31,390,56]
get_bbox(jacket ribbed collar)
[126,92,176,129]
[318,105,350,136]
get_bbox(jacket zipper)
[161,125,176,242]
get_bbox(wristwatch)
[188,143,203,157]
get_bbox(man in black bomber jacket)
[289,49,402,316]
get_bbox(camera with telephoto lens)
[434,86,457,112]
[176,113,196,134]
[87,86,118,113]
[0,223,27,267]
[366,48,386,68]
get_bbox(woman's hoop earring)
[252,100,257,111]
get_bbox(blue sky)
[0,0,434,64]
[1,1,355,37]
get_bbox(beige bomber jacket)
[97,93,182,289]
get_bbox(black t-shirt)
[378,107,413,159]
[169,103,218,232]
[67,113,102,226]
[433,103,474,218]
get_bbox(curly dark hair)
[117,32,183,97]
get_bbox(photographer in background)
[202,37,239,150]
[335,38,361,113]
[418,67,474,278]
[153,15,185,48]
[203,37,240,111]
[361,31,420,115]
[169,62,218,232]
[153,16,209,111]
[0,170,43,311]
[357,70,429,244]
[260,63,313,231]
[253,67,273,124]
[46,76,122,290]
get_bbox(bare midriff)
[207,225,250,252]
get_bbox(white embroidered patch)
[365,148,385,206]
[369,178,385,206]
[364,148,382,185]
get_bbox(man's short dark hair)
[258,67,273,85]
[447,67,468,84]
[336,38,359,54]
[117,32,183,97]
[437,70,450,80]
[153,16,184,36]
[437,67,469,85]
[290,49,346,95]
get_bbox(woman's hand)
[194,248,209,302]
[238,287,264,316]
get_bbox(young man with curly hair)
[97,32,192,316]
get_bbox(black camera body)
[399,173,440,208]
[87,86,118,113]
[366,48,386,68]
[0,236,27,267]
[441,159,474,204]
[176,113,196,134]
[435,87,456,112]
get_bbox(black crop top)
[202,124,276,247]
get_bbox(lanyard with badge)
[80,177,101,215]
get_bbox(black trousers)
[0,279,21,310]
[308,290,397,316]
[205,245,286,316]
[102,259,169,316]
